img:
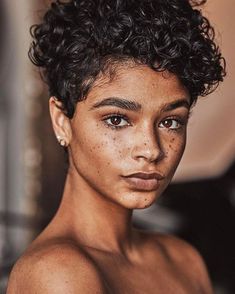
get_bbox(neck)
[54,167,135,255]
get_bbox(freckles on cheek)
[109,135,128,157]
[167,143,175,153]
[165,136,185,156]
[117,145,131,159]
[169,137,176,151]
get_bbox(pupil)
[164,120,172,127]
[111,117,121,125]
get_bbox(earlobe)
[56,135,68,147]
[49,97,72,146]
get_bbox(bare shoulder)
[7,239,107,294]
[149,232,214,293]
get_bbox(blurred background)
[0,0,234,293]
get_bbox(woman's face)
[68,65,190,209]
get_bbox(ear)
[49,97,72,146]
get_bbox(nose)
[131,126,164,163]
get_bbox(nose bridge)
[131,121,162,162]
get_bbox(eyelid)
[102,112,130,121]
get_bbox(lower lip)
[123,177,160,191]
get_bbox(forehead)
[81,64,190,110]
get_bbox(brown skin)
[7,65,213,293]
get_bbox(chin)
[119,190,159,210]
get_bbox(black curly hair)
[29,0,225,118]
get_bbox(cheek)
[71,127,128,169]
[164,134,186,162]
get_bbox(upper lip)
[123,172,164,180]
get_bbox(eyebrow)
[89,97,142,111]
[161,99,190,112]
[89,97,190,112]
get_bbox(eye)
[103,114,130,128]
[159,118,182,130]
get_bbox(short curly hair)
[29,0,225,118]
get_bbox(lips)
[122,172,164,191]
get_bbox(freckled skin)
[7,65,214,294]
[67,65,189,209]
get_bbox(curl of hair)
[29,0,226,118]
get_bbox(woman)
[7,0,225,293]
